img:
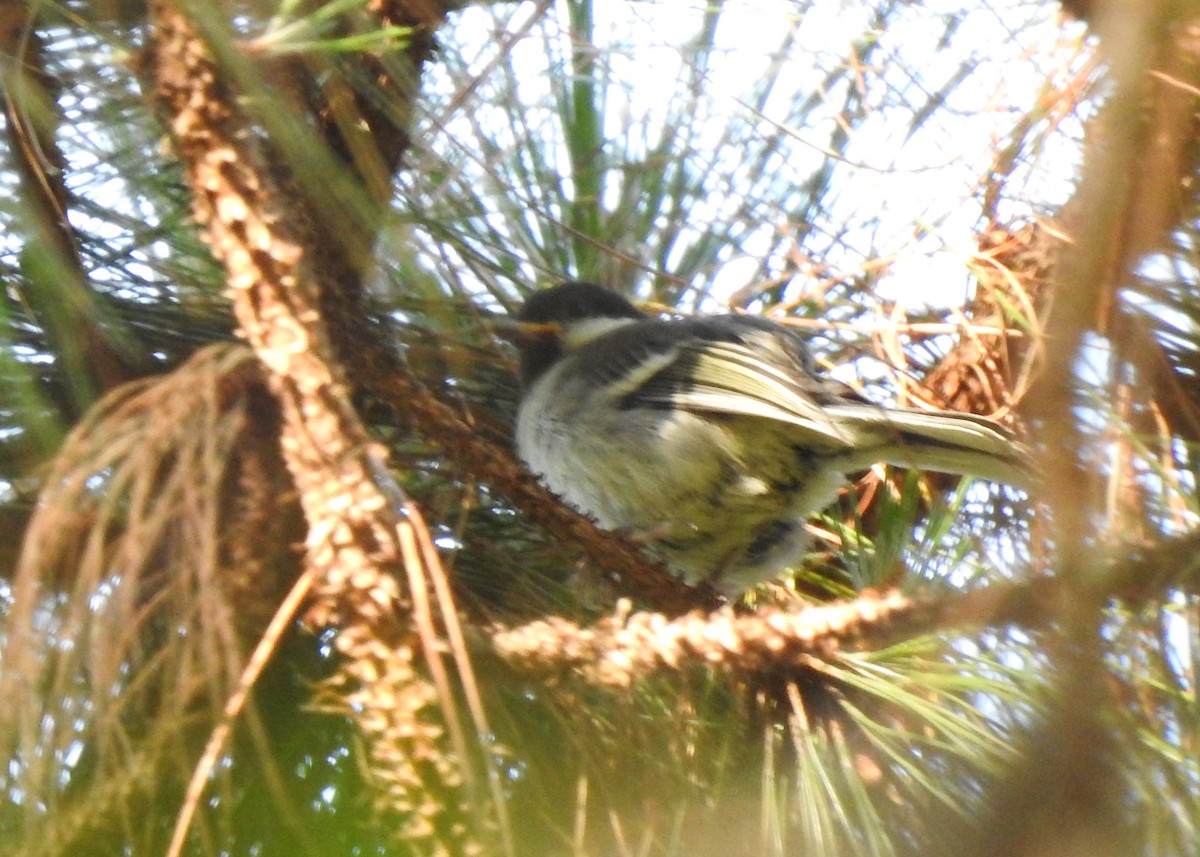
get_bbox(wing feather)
[627,336,858,448]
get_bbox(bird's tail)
[822,404,1031,490]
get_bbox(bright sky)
[424,0,1092,313]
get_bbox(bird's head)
[501,282,647,388]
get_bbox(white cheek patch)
[562,317,639,349]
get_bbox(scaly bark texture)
[145,4,484,853]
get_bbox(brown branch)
[489,528,1200,690]
[970,5,1188,857]
[144,4,487,853]
[488,585,1051,690]
[1120,21,1200,446]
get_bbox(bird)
[506,280,1029,595]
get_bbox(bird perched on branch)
[505,281,1029,595]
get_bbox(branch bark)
[144,4,487,853]
[488,528,1200,688]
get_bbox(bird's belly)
[516,403,846,591]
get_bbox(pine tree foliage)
[2,1,1200,856]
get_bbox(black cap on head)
[517,281,646,325]
[512,282,646,389]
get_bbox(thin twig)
[166,567,317,857]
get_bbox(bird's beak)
[490,317,564,345]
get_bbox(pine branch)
[144,4,488,853]
[489,529,1200,690]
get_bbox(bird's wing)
[629,339,1029,486]
[575,317,1029,486]
[623,334,860,448]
